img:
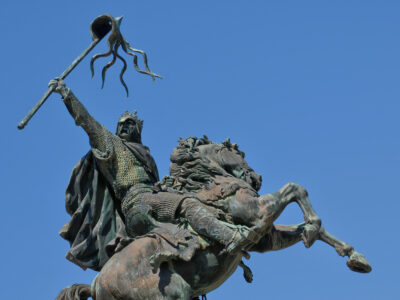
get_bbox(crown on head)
[118,110,144,131]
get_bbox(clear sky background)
[1,1,399,299]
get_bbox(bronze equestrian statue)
[49,78,371,300]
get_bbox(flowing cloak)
[59,141,159,271]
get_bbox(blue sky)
[1,1,399,299]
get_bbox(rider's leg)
[180,198,259,254]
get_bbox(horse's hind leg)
[95,271,192,300]
[94,264,192,300]
[158,263,193,300]
[93,237,193,300]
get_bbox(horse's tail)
[55,284,91,300]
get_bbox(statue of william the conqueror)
[18,14,371,300]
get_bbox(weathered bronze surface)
[49,77,371,300]
[21,14,371,300]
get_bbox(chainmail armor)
[62,90,194,236]
[122,186,186,222]
[121,184,154,216]
[92,130,155,201]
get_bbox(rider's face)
[117,119,139,142]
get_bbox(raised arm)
[49,78,109,152]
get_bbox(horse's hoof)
[301,223,319,248]
[347,251,372,273]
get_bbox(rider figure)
[50,78,253,254]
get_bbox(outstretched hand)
[48,78,70,98]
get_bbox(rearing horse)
[56,136,371,300]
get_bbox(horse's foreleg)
[250,223,348,254]
[230,183,320,249]
[275,185,371,272]
[319,227,372,273]
[277,183,320,224]
[249,223,372,273]
[276,183,321,248]
[253,183,320,248]
[249,223,305,253]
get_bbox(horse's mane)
[167,135,260,192]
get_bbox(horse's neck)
[184,176,255,203]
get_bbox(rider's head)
[116,111,143,143]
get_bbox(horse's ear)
[201,135,211,144]
[222,138,231,147]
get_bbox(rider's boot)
[180,198,259,254]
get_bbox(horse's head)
[169,136,262,191]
